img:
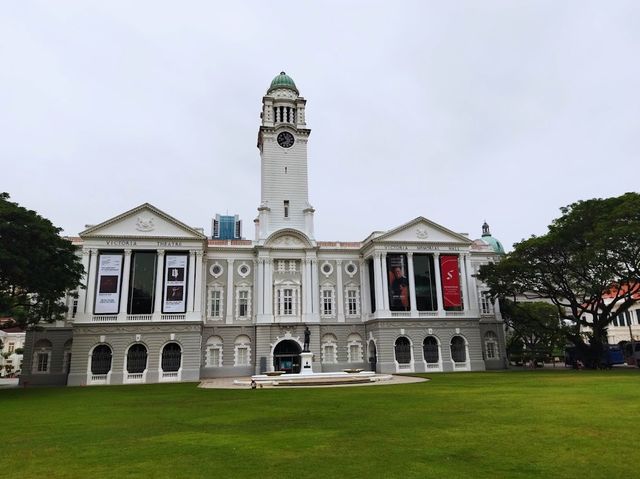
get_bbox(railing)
[397,363,412,370]
[453,362,469,370]
[90,374,108,383]
[426,362,441,370]
[391,312,411,318]
[445,311,466,317]
[161,371,180,382]
[126,314,153,321]
[161,314,186,321]
[418,311,438,317]
[92,315,117,323]
[126,373,144,382]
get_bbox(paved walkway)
[199,374,428,389]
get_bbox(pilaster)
[336,259,345,322]
[226,259,235,324]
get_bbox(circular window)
[238,263,251,278]
[321,261,333,277]
[209,263,223,278]
[345,261,357,277]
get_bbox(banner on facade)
[439,255,462,308]
[163,254,188,313]
[386,254,410,311]
[94,253,123,314]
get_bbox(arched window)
[484,331,499,359]
[347,333,363,363]
[423,336,439,364]
[91,345,112,375]
[234,335,251,367]
[450,336,466,363]
[32,339,52,374]
[395,337,411,364]
[161,343,182,372]
[127,344,148,373]
[321,334,337,364]
[206,336,223,367]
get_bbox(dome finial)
[482,220,491,236]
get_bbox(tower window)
[284,200,289,218]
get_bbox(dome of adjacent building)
[479,221,506,255]
[268,71,298,94]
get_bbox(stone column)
[226,259,235,324]
[433,253,445,316]
[78,249,91,314]
[193,251,203,314]
[187,250,196,313]
[381,253,389,312]
[359,259,369,317]
[336,259,345,322]
[463,254,476,315]
[459,255,470,314]
[373,253,384,313]
[85,249,99,316]
[153,250,165,316]
[407,252,417,317]
[118,249,132,319]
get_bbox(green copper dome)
[268,71,298,93]
[480,221,506,255]
[481,235,506,255]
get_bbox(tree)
[0,193,84,329]
[479,192,640,368]
[501,300,567,366]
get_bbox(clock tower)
[256,72,315,241]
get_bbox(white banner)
[94,254,123,314]
[163,254,188,313]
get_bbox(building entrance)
[273,340,302,373]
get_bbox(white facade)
[0,328,25,377]
[20,73,506,387]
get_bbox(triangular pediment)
[79,203,206,240]
[372,217,472,245]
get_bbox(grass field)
[3,370,639,478]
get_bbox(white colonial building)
[20,73,507,386]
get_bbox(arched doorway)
[273,340,301,373]
[368,340,377,371]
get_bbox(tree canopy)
[479,192,640,367]
[0,193,84,329]
[501,300,567,366]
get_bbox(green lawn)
[3,370,639,478]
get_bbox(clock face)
[277,131,295,148]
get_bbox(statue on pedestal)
[303,326,310,352]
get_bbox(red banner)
[440,255,462,308]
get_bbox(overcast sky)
[1,1,638,250]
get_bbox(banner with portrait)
[163,254,188,313]
[386,254,410,311]
[440,255,462,308]
[94,253,123,314]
